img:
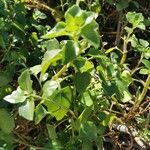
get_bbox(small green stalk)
[52,65,68,80]
[120,29,133,65]
[120,36,128,65]
[134,73,150,109]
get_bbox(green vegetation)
[0,0,150,149]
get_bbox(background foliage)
[0,0,150,149]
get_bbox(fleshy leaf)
[30,65,41,76]
[63,41,79,64]
[74,72,91,94]
[42,80,59,98]
[47,124,57,140]
[35,105,47,124]
[3,87,27,104]
[44,86,72,120]
[18,69,33,93]
[41,49,61,75]
[42,22,68,39]
[19,99,35,121]
[81,21,100,48]
[80,121,98,142]
[126,12,144,29]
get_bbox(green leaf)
[102,113,116,126]
[43,38,60,51]
[42,22,68,39]
[139,68,149,75]
[142,59,150,69]
[0,109,15,134]
[121,70,132,86]
[81,92,93,106]
[126,12,144,29]
[137,23,145,30]
[82,142,93,150]
[79,107,92,123]
[3,87,27,104]
[44,86,72,120]
[0,34,6,49]
[47,124,57,140]
[128,34,138,47]
[74,72,91,94]
[144,47,150,59]
[125,26,133,35]
[19,99,35,121]
[80,121,97,142]
[30,65,41,76]
[81,21,100,48]
[65,5,81,18]
[41,49,61,75]
[35,105,47,124]
[0,71,11,87]
[73,57,86,71]
[18,69,33,93]
[63,41,79,64]
[139,39,149,48]
[80,60,94,73]
[42,80,59,98]
[116,79,132,103]
[116,0,129,10]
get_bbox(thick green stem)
[133,74,150,110]
[136,74,150,106]
[120,31,132,65]
[52,65,68,80]
[120,37,128,65]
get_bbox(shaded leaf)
[63,41,79,64]
[81,21,100,48]
[0,109,15,134]
[74,72,91,94]
[44,86,72,120]
[35,105,47,124]
[47,124,57,140]
[80,121,97,142]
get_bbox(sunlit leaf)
[139,68,149,75]
[41,49,61,75]
[42,80,59,98]
[19,99,35,121]
[30,65,41,76]
[18,69,33,93]
[3,87,27,104]
[126,12,145,29]
[42,22,68,39]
